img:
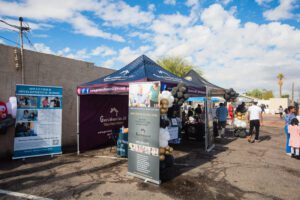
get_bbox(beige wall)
[269,98,289,113]
[0,44,114,158]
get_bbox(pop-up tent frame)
[184,70,226,97]
[76,55,206,153]
[184,70,226,152]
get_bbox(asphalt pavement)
[0,114,299,200]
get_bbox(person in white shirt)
[247,101,263,142]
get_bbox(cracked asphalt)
[0,114,299,200]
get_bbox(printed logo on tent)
[99,106,127,128]
[185,76,192,81]
[110,107,119,117]
[80,88,90,94]
[104,70,134,82]
[153,70,182,82]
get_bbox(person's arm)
[247,111,250,124]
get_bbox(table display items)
[117,127,128,157]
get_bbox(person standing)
[228,103,234,125]
[187,107,193,118]
[195,104,202,116]
[247,101,263,142]
[288,118,300,158]
[216,103,228,138]
[261,104,266,114]
[279,105,284,119]
[284,106,296,155]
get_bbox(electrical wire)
[24,32,42,53]
[0,27,18,32]
[0,35,19,45]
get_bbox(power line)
[0,19,30,31]
[24,32,39,52]
[0,35,19,45]
[0,26,19,32]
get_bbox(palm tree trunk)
[279,85,282,97]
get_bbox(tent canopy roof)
[183,70,226,96]
[78,55,205,95]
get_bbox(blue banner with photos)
[13,84,63,159]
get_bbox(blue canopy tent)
[188,97,222,103]
[78,55,205,96]
[183,70,226,152]
[76,55,206,153]
[184,70,225,96]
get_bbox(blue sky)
[0,0,299,97]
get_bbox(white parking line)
[94,155,127,160]
[0,189,53,200]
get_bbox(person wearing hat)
[247,100,263,142]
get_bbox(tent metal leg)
[77,95,80,155]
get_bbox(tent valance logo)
[184,76,192,81]
[78,88,90,95]
[110,107,119,117]
[99,106,127,127]
[104,70,134,82]
[153,70,182,82]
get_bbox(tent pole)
[205,88,208,151]
[77,95,80,155]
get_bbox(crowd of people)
[284,106,300,158]
[213,101,300,159]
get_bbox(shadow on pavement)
[0,160,78,180]
[0,159,127,193]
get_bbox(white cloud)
[95,0,154,27]
[0,39,5,44]
[31,43,54,54]
[201,4,240,31]
[137,3,300,96]
[102,45,152,68]
[185,0,200,7]
[0,17,52,31]
[91,46,116,56]
[164,0,176,5]
[69,14,124,42]
[57,47,71,55]
[222,0,232,5]
[255,0,274,5]
[0,0,154,41]
[128,32,152,40]
[263,0,296,21]
[24,43,118,62]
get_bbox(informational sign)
[128,82,161,184]
[13,84,63,159]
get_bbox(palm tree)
[277,73,284,97]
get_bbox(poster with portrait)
[128,82,161,184]
[13,84,63,159]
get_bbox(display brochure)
[128,82,161,184]
[13,84,63,159]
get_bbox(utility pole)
[0,17,30,84]
[19,17,26,84]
